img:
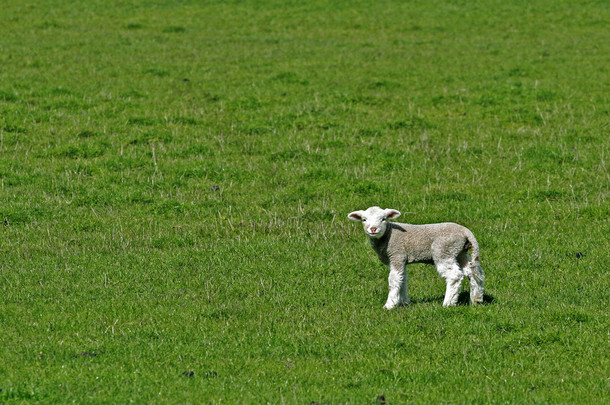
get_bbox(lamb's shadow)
[414,292,496,306]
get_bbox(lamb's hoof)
[398,300,411,307]
[383,303,395,310]
[470,294,484,305]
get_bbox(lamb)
[348,206,485,309]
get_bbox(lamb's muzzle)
[348,206,485,308]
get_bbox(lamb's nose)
[370,227,377,233]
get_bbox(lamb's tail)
[465,230,480,267]
[464,229,485,304]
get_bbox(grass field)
[1,0,609,403]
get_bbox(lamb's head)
[347,206,401,239]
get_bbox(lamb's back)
[390,222,468,263]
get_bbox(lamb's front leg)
[383,262,408,309]
[399,269,410,306]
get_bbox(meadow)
[1,0,608,403]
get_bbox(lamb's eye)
[362,218,367,222]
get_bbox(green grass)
[1,0,609,403]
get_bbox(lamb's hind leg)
[437,260,464,307]
[458,251,485,305]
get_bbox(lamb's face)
[348,206,401,239]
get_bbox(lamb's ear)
[384,209,401,220]
[347,210,365,221]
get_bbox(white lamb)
[348,206,485,309]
